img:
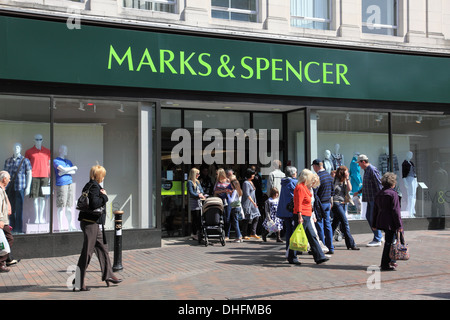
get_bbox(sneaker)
[366,241,382,247]
[234,238,243,243]
[6,259,20,266]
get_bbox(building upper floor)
[1,0,449,55]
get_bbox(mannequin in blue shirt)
[54,145,78,231]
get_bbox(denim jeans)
[9,189,24,234]
[227,207,242,239]
[315,202,334,251]
[331,203,356,249]
[366,201,383,242]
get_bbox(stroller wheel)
[220,230,226,246]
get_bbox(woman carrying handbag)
[373,172,404,271]
[73,165,122,291]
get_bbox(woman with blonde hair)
[187,167,205,240]
[214,168,232,238]
[290,169,329,265]
[74,165,122,291]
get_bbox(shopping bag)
[0,228,10,256]
[289,224,308,252]
[389,232,409,261]
[264,219,279,233]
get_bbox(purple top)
[373,187,403,231]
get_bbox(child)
[262,187,283,242]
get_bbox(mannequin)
[3,143,32,233]
[25,134,51,224]
[53,145,78,231]
[323,150,333,174]
[349,152,362,194]
[331,143,344,170]
[402,151,417,217]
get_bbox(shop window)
[312,110,389,220]
[392,113,450,219]
[286,110,305,170]
[362,0,398,36]
[123,0,177,13]
[211,0,258,22]
[0,95,51,235]
[53,98,155,233]
[291,0,331,30]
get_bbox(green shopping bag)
[289,224,308,252]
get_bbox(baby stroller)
[199,197,226,247]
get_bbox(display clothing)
[4,155,32,191]
[401,160,417,178]
[331,153,344,170]
[56,184,74,208]
[53,157,74,186]
[379,153,399,174]
[4,155,32,233]
[25,146,51,178]
[349,156,362,194]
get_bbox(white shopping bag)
[0,228,10,256]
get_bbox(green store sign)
[0,15,449,104]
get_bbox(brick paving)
[0,229,449,301]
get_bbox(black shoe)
[380,266,396,271]
[105,277,123,287]
[316,258,329,265]
[288,259,301,265]
[349,246,360,250]
[6,259,20,266]
[328,250,334,254]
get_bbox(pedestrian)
[310,172,329,254]
[74,165,122,291]
[373,172,403,271]
[227,174,244,242]
[311,159,335,253]
[266,160,285,197]
[187,168,206,241]
[214,168,232,238]
[262,187,283,242]
[241,168,261,240]
[0,171,13,273]
[199,164,214,197]
[354,154,383,247]
[331,166,360,251]
[292,169,329,265]
[276,166,299,263]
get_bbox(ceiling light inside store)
[416,115,423,124]
[78,102,86,111]
[223,106,232,109]
[345,113,351,121]
[118,104,125,113]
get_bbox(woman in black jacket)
[74,165,122,291]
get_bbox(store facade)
[0,13,449,258]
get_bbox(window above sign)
[123,0,177,13]
[362,0,398,36]
[290,0,332,30]
[211,0,258,22]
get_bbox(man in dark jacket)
[276,166,299,264]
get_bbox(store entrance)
[160,103,286,238]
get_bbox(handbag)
[76,184,103,214]
[0,228,11,256]
[289,224,308,252]
[389,231,410,261]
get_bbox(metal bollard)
[112,210,124,272]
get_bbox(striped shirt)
[4,155,32,191]
[361,164,382,202]
[316,169,334,202]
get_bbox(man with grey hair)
[0,171,13,272]
[266,160,285,197]
[276,166,300,264]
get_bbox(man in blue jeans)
[354,154,383,246]
[312,159,334,253]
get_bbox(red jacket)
[293,183,312,217]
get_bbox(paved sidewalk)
[0,229,449,300]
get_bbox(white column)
[338,0,361,39]
[264,0,289,32]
